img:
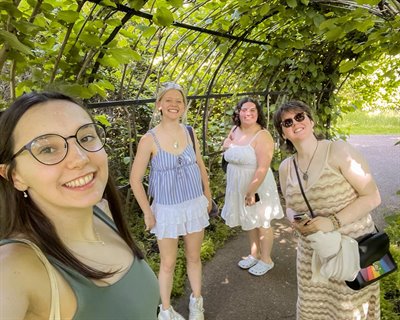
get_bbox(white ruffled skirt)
[150,195,210,239]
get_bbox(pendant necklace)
[162,124,180,149]
[297,141,319,181]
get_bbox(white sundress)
[221,131,284,230]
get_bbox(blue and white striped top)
[148,128,204,205]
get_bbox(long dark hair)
[232,97,266,128]
[273,100,315,153]
[0,91,144,279]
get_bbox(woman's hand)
[207,198,212,213]
[144,213,156,231]
[244,193,256,206]
[294,216,335,235]
[222,136,233,149]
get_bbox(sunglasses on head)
[280,112,306,128]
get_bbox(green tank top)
[0,207,160,320]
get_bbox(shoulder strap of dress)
[325,141,333,164]
[1,238,61,320]
[93,205,119,233]
[248,129,266,144]
[185,125,196,154]
[148,129,161,150]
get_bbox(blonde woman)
[130,82,211,320]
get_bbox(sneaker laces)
[169,306,184,320]
[190,298,204,314]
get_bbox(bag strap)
[15,239,61,320]
[186,125,219,217]
[293,158,315,218]
[186,125,196,154]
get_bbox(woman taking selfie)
[0,92,159,319]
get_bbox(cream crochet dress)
[285,142,380,320]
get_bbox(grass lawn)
[337,109,400,135]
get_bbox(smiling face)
[280,109,314,142]
[10,99,108,214]
[157,89,186,120]
[239,101,258,126]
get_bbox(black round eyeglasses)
[11,123,106,165]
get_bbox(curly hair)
[232,97,266,128]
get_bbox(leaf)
[356,0,381,5]
[108,47,142,63]
[239,15,251,27]
[100,0,117,7]
[286,0,298,9]
[89,82,107,98]
[313,14,325,28]
[339,60,357,73]
[94,114,111,127]
[0,2,23,18]
[0,30,33,56]
[277,39,289,49]
[99,55,120,68]
[268,56,280,66]
[141,26,157,38]
[96,80,115,91]
[127,0,146,10]
[319,18,337,31]
[260,3,270,15]
[325,27,344,41]
[153,7,174,27]
[106,19,122,27]
[167,0,183,9]
[12,20,43,34]
[58,84,93,99]
[80,33,102,47]
[57,10,80,24]
[218,43,229,54]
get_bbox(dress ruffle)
[151,195,210,239]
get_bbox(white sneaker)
[189,294,204,320]
[158,304,185,320]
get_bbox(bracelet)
[328,214,342,230]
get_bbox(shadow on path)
[174,219,298,320]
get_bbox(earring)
[23,191,28,198]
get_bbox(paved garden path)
[174,135,400,320]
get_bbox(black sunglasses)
[280,112,306,128]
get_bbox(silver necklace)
[297,141,319,181]
[163,126,180,149]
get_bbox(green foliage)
[336,109,400,135]
[1,0,399,135]
[381,213,400,319]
